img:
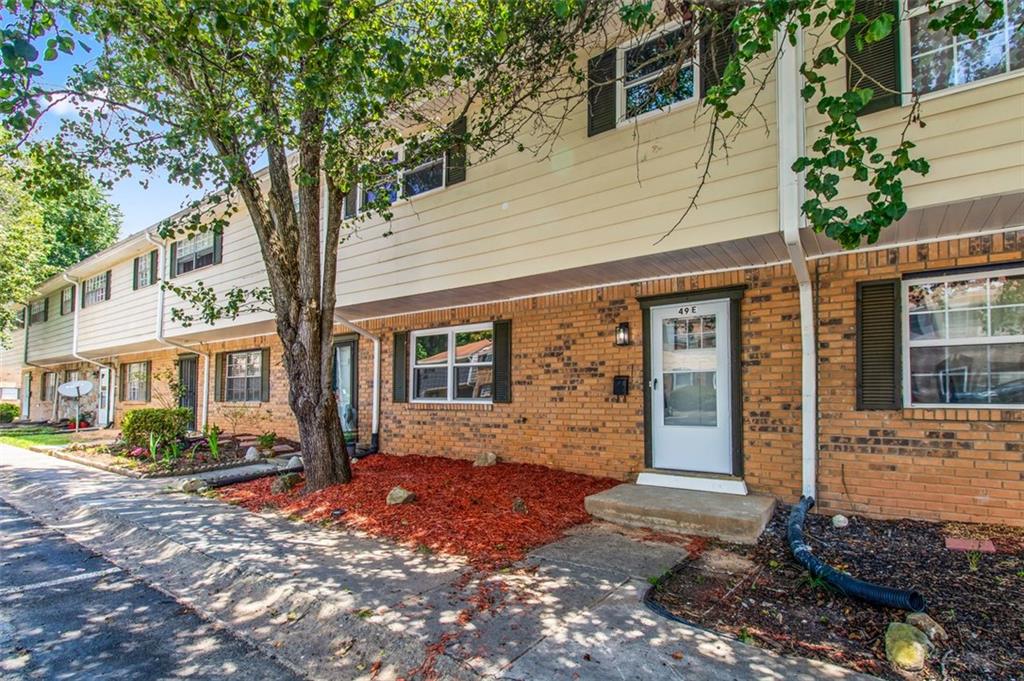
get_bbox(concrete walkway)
[0,445,875,681]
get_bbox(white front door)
[97,367,113,427]
[20,374,31,420]
[650,299,733,474]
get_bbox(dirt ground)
[650,506,1024,680]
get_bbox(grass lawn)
[0,428,71,449]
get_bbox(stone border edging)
[39,447,270,479]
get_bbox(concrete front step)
[585,483,776,544]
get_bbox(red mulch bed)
[219,454,617,566]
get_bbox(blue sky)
[31,36,201,239]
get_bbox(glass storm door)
[97,367,113,427]
[650,300,732,473]
[333,341,357,438]
[21,374,31,420]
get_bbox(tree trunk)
[293,381,351,490]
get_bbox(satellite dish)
[58,380,94,398]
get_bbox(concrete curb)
[0,469,477,681]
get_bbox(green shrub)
[0,403,19,423]
[121,408,191,447]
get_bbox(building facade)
[14,14,1024,526]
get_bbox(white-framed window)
[60,286,75,315]
[28,299,47,324]
[902,0,1023,100]
[43,372,57,402]
[175,231,216,275]
[903,266,1024,408]
[411,323,494,402]
[350,147,446,216]
[225,350,263,402]
[134,251,157,288]
[616,22,697,125]
[124,362,149,402]
[64,369,80,384]
[82,272,110,307]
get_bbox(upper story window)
[173,231,218,276]
[349,149,446,216]
[411,323,493,402]
[904,266,1024,407]
[905,0,1023,97]
[82,271,111,307]
[133,251,158,289]
[28,299,47,325]
[618,24,696,123]
[60,286,75,315]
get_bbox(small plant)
[147,432,162,462]
[966,550,982,572]
[205,424,222,462]
[737,628,755,645]
[800,572,833,593]
[0,403,19,423]
[163,440,183,467]
[257,431,277,451]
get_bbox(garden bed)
[648,506,1024,680]
[55,432,299,478]
[219,453,618,566]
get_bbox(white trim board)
[636,471,748,496]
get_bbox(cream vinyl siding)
[26,292,73,363]
[807,57,1024,223]
[332,66,781,308]
[78,257,160,355]
[162,211,273,338]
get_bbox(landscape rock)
[271,472,302,495]
[473,451,498,467]
[831,514,849,528]
[512,497,528,514]
[386,486,415,505]
[885,622,930,672]
[179,478,208,494]
[286,455,303,469]
[906,612,947,642]
[244,447,261,462]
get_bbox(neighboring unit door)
[178,355,199,431]
[20,374,30,420]
[333,340,357,438]
[650,299,733,474]
[97,367,113,427]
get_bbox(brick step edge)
[0,471,476,681]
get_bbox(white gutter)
[145,232,211,431]
[776,27,817,500]
[332,312,381,449]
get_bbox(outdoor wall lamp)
[615,322,631,347]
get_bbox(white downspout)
[145,232,211,431]
[332,312,381,451]
[777,27,817,500]
[62,274,115,426]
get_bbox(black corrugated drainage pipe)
[789,497,926,612]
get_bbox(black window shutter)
[393,331,409,403]
[847,0,900,115]
[150,250,159,284]
[132,256,140,290]
[260,348,271,402]
[343,185,358,219]
[492,319,512,403]
[42,297,49,322]
[104,270,112,301]
[169,242,178,278]
[119,365,127,402]
[214,352,225,402]
[700,11,738,98]
[587,50,617,136]
[213,230,224,265]
[856,279,902,410]
[144,360,152,402]
[445,115,468,186]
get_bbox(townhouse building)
[14,9,1024,527]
